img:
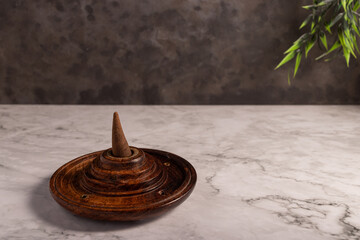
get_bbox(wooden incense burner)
[49,112,196,221]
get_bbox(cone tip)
[113,111,119,120]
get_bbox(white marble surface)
[1,105,360,240]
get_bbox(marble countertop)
[1,105,360,240]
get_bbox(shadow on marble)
[28,176,169,231]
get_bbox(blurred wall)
[1,0,360,104]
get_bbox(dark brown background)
[1,0,360,104]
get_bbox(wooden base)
[49,147,196,221]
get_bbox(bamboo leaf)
[317,1,327,6]
[348,0,354,7]
[344,48,350,66]
[294,52,302,77]
[303,5,317,10]
[320,33,328,49]
[275,51,296,70]
[347,11,355,22]
[294,33,310,44]
[305,38,316,57]
[353,22,360,36]
[315,41,341,60]
[329,41,342,52]
[342,0,347,11]
[344,27,352,42]
[302,5,313,10]
[352,34,360,53]
[335,3,342,13]
[338,29,348,48]
[340,29,356,56]
[354,0,360,11]
[325,23,332,33]
[276,0,359,79]
[300,15,312,29]
[329,13,345,28]
[284,42,300,54]
[288,71,291,86]
[302,1,327,10]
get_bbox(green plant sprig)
[275,0,360,83]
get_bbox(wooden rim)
[49,148,196,221]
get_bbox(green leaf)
[338,30,349,49]
[329,41,342,52]
[320,33,328,49]
[347,10,355,22]
[348,0,355,7]
[329,13,345,28]
[303,5,315,10]
[344,48,350,66]
[354,0,360,11]
[316,1,327,6]
[325,23,332,33]
[303,1,327,9]
[294,52,302,77]
[335,3,342,13]
[352,34,360,53]
[340,30,356,57]
[305,38,316,57]
[342,0,347,11]
[344,27,352,42]
[324,13,345,34]
[353,22,360,36]
[315,41,341,60]
[299,15,312,29]
[294,33,310,44]
[277,0,359,80]
[284,42,300,54]
[288,71,291,86]
[275,51,296,70]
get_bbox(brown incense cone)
[112,112,131,157]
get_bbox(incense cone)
[112,112,131,157]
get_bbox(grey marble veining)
[0,105,360,239]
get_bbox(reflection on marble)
[0,105,360,239]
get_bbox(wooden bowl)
[49,113,196,221]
